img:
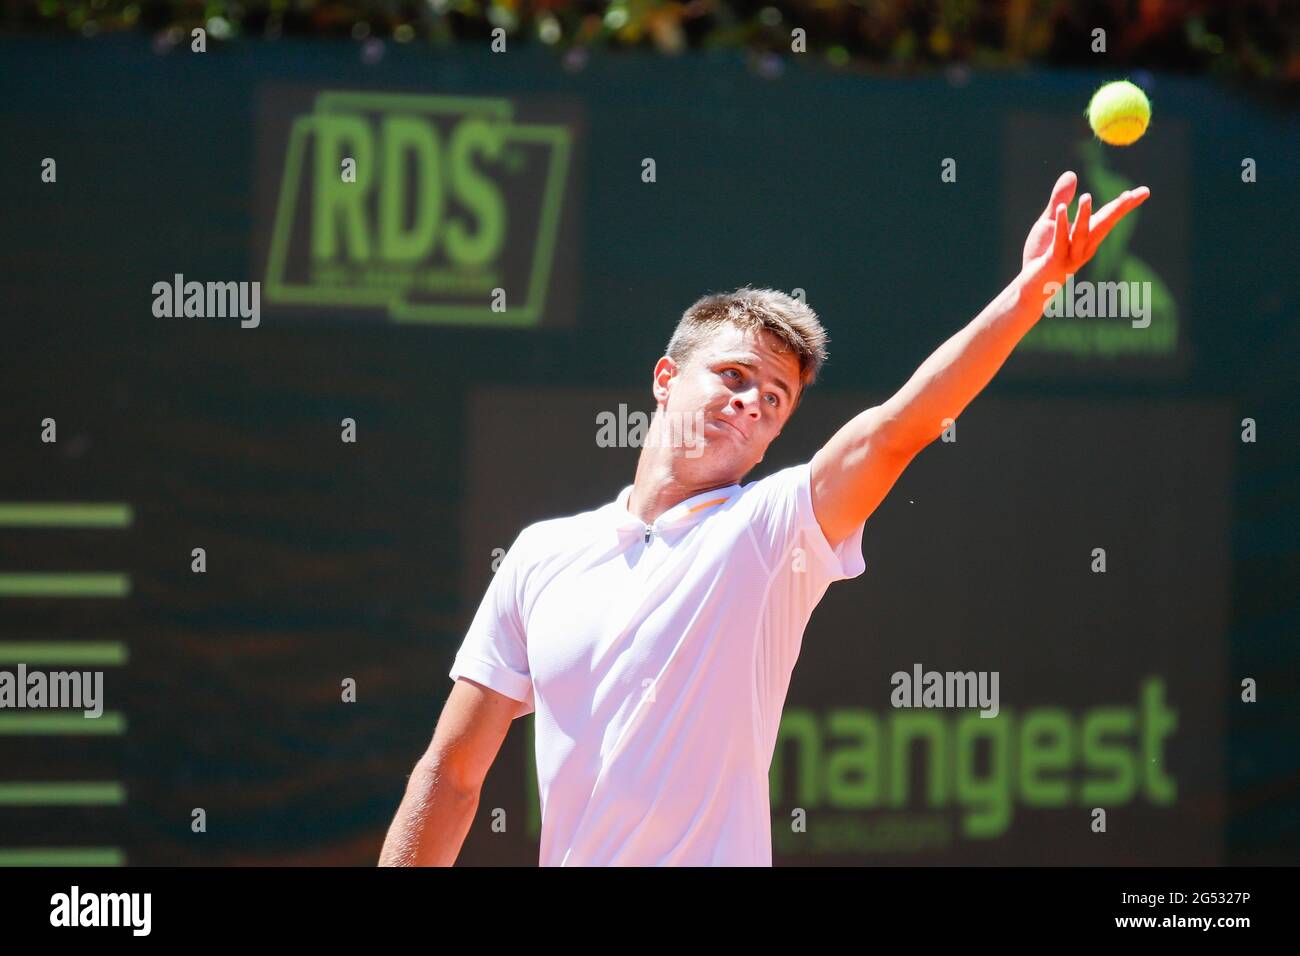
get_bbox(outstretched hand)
[1022,171,1150,277]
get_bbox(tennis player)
[379,172,1150,866]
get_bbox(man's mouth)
[713,417,747,440]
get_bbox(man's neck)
[627,458,738,525]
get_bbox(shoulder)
[733,461,811,512]
[745,461,809,491]
[507,496,618,567]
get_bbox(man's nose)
[731,391,761,415]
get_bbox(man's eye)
[722,369,741,380]
[765,394,779,407]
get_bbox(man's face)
[654,325,803,484]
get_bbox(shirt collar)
[609,481,740,537]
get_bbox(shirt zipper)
[644,524,653,544]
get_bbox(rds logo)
[265,91,572,326]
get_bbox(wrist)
[1017,259,1068,313]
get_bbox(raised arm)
[811,171,1150,548]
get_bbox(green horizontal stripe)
[0,848,124,866]
[0,574,130,598]
[0,503,133,528]
[0,642,128,665]
[0,782,126,806]
[0,713,126,735]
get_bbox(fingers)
[1053,203,1070,261]
[1084,187,1151,256]
[1038,181,1150,270]
[1090,187,1144,232]
[1042,171,1077,220]
[1069,193,1092,251]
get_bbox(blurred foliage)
[2,0,1297,84]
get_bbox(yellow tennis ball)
[1087,80,1151,146]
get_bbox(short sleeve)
[744,461,867,585]
[449,528,536,719]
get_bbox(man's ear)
[652,356,678,404]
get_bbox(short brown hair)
[665,286,829,403]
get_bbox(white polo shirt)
[449,460,867,866]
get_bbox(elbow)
[414,754,481,802]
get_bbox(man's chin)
[682,451,750,485]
